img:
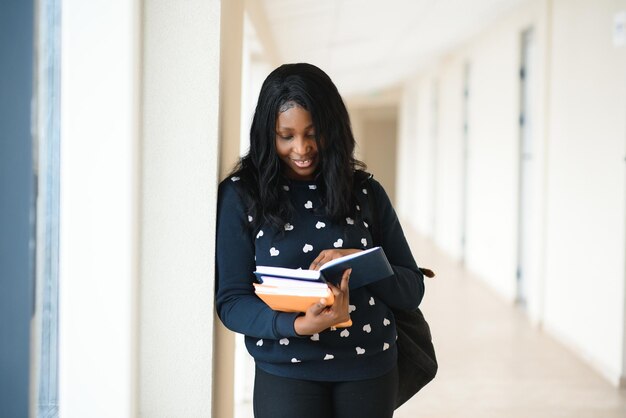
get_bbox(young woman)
[216,63,425,418]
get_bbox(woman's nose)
[293,136,313,154]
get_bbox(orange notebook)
[253,282,352,328]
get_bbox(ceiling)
[251,0,524,100]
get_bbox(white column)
[140,0,222,416]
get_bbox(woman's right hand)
[294,268,351,335]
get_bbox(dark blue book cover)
[255,246,394,290]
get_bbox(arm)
[215,180,300,339]
[366,179,425,311]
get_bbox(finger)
[340,268,352,292]
[327,283,341,297]
[309,251,326,270]
[309,259,321,270]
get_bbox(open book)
[254,246,394,289]
[253,247,394,328]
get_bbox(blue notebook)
[254,246,394,290]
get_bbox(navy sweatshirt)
[215,173,424,381]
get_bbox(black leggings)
[253,365,398,418]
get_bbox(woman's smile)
[291,156,315,168]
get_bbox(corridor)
[5,1,626,416]
[394,229,626,418]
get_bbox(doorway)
[516,27,538,309]
[460,62,470,264]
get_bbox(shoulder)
[354,170,386,197]
[219,175,243,197]
[218,175,250,213]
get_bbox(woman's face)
[275,103,319,181]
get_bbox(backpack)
[361,174,438,409]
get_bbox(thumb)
[308,298,328,315]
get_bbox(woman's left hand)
[309,248,363,271]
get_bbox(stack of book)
[253,247,394,327]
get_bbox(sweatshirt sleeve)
[215,180,300,339]
[366,179,425,311]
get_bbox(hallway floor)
[235,230,626,417]
[395,229,626,418]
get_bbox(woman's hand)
[309,248,363,270]
[294,269,351,336]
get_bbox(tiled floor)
[235,230,626,417]
[395,230,626,418]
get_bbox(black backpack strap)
[360,173,382,247]
[358,173,438,409]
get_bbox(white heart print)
[256,230,264,239]
[333,238,343,248]
[363,221,369,228]
[304,201,313,209]
[363,324,372,333]
[324,354,334,360]
[356,347,365,355]
[309,185,317,190]
[330,326,337,331]
[231,176,240,182]
[340,329,350,338]
[383,318,391,326]
[284,223,294,231]
[283,185,290,191]
[383,343,390,351]
[361,238,367,247]
[310,333,320,341]
[356,205,360,211]
[279,338,289,345]
[303,244,313,253]
[315,221,326,229]
[291,358,301,363]
[248,215,253,222]
[348,304,356,313]
[256,339,263,346]
[362,188,368,194]
[270,247,280,257]
[346,217,354,225]
[369,297,375,306]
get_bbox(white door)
[517,28,540,310]
[460,62,470,263]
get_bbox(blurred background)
[2,0,626,417]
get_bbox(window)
[35,1,61,416]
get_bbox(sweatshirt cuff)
[274,312,301,338]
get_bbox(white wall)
[433,57,465,260]
[414,76,438,237]
[397,82,420,221]
[59,1,140,416]
[543,0,626,385]
[140,0,221,416]
[397,0,626,386]
[397,76,437,235]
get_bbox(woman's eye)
[279,135,293,140]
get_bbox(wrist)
[294,315,311,336]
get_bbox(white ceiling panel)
[257,0,524,97]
